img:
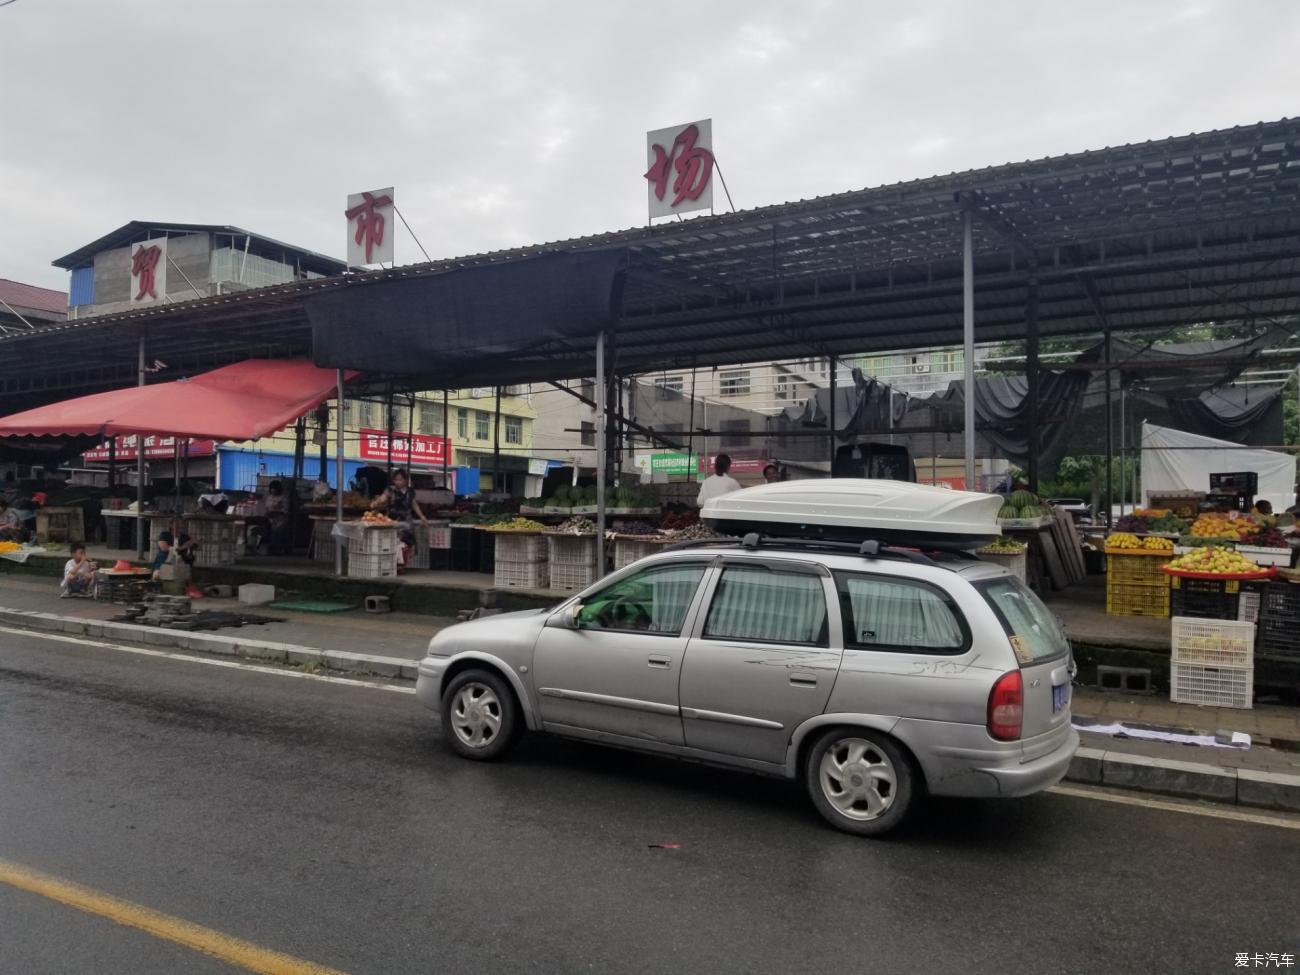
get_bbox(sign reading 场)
[645,119,715,219]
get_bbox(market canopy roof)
[0,359,350,442]
[4,117,1300,408]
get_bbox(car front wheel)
[440,668,521,761]
[804,729,915,837]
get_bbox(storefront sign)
[645,119,715,219]
[650,452,696,475]
[527,458,550,476]
[359,428,449,467]
[129,238,168,305]
[345,187,395,265]
[83,435,216,462]
[699,453,768,475]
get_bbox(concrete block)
[1066,746,1105,785]
[28,613,64,631]
[60,618,88,635]
[1236,769,1300,813]
[364,595,391,614]
[101,622,151,643]
[321,650,403,678]
[236,640,287,662]
[83,622,104,638]
[181,634,239,656]
[399,662,419,681]
[286,647,325,667]
[238,583,275,606]
[1102,751,1237,802]
[142,629,181,647]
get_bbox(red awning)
[0,359,356,442]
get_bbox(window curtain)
[843,577,962,649]
[705,567,827,644]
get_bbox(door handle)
[789,674,818,687]
[647,654,672,669]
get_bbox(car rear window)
[834,572,968,653]
[975,576,1069,664]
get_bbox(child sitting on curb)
[61,542,96,598]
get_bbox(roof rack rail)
[662,534,975,568]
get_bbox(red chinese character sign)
[345,187,395,266]
[358,429,449,467]
[83,436,216,463]
[128,238,168,305]
[645,119,715,219]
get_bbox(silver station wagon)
[416,482,1077,836]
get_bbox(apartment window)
[719,369,751,398]
[504,415,522,445]
[457,408,469,440]
[419,401,443,436]
[655,375,684,400]
[359,401,376,428]
[580,421,595,446]
[475,410,491,440]
[721,419,750,447]
[936,349,962,374]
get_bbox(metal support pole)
[828,356,837,470]
[1119,381,1127,516]
[335,371,345,578]
[136,336,146,559]
[442,390,450,491]
[108,437,116,491]
[493,386,502,494]
[962,208,976,491]
[595,332,607,572]
[1132,420,1140,512]
[385,386,395,477]
[1025,261,1041,493]
[1104,331,1113,529]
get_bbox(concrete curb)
[4,605,1298,814]
[1065,745,1300,814]
[0,606,418,681]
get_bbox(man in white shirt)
[697,453,742,507]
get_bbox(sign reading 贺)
[345,187,395,266]
[129,238,168,305]
[645,120,715,219]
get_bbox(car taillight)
[987,670,1024,741]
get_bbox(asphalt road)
[1,630,1296,975]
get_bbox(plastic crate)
[977,550,1027,583]
[550,561,600,592]
[494,560,548,589]
[1171,616,1255,668]
[546,534,598,566]
[1106,551,1172,586]
[1169,575,1249,621]
[1106,579,1170,617]
[1257,580,1300,625]
[353,526,398,555]
[613,537,673,570]
[493,533,546,563]
[1170,661,1253,709]
[1256,622,1300,660]
[348,550,398,578]
[1236,545,1292,567]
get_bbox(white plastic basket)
[348,550,398,578]
[550,561,599,592]
[494,533,547,563]
[1171,616,1255,668]
[612,537,673,570]
[494,560,549,589]
[1170,661,1253,709]
[1236,545,1292,567]
[546,534,598,566]
[353,526,398,555]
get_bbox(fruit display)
[550,516,599,535]
[485,517,546,533]
[1165,546,1266,576]
[1240,526,1289,548]
[0,541,20,554]
[979,537,1026,554]
[1139,536,1174,552]
[1115,515,1153,533]
[1106,532,1142,550]
[361,511,394,525]
[1149,511,1189,533]
[1118,512,1187,534]
[1188,513,1257,540]
[999,490,1048,520]
[671,523,717,540]
[616,521,661,536]
[661,510,700,531]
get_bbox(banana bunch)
[1140,536,1173,552]
[1107,532,1141,550]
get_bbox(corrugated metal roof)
[0,278,66,318]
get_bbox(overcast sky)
[4,0,1299,291]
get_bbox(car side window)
[835,572,968,654]
[703,564,829,646]
[576,563,706,635]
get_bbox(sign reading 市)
[359,429,449,467]
[83,436,216,462]
[345,187,395,266]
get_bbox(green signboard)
[649,452,695,475]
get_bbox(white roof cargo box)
[701,479,1004,550]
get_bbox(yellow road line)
[1049,783,1300,831]
[0,858,350,975]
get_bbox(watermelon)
[998,504,1019,519]
[1010,490,1037,509]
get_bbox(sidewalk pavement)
[2,577,1298,813]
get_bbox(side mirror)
[549,603,583,629]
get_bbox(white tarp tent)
[1140,422,1295,512]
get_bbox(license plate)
[1052,683,1070,713]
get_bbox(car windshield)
[975,576,1069,664]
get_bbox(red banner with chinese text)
[83,436,217,463]
[359,429,450,467]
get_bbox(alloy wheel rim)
[451,682,502,748]
[818,737,897,821]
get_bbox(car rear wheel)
[804,729,915,837]
[440,668,521,761]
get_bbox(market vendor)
[168,517,200,566]
[260,480,290,555]
[371,469,428,564]
[0,499,19,541]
